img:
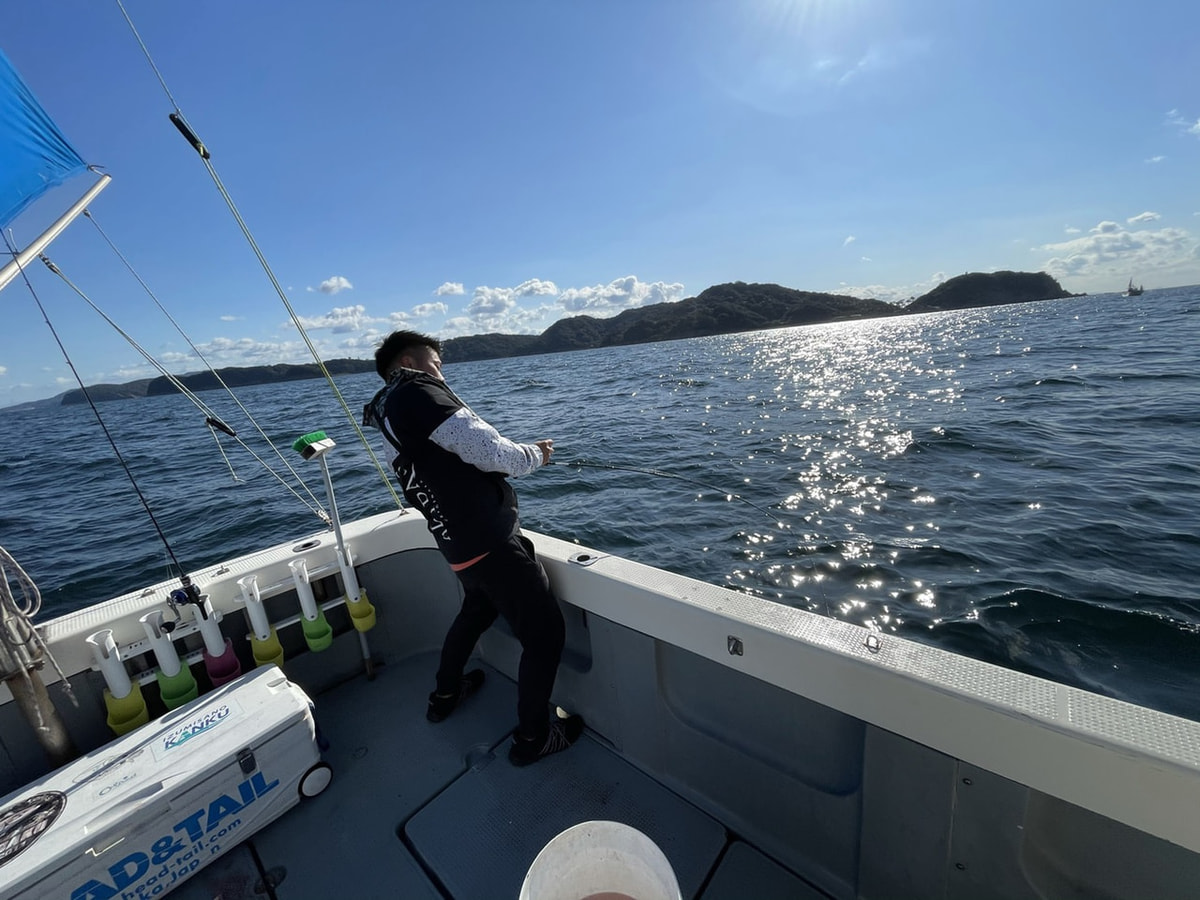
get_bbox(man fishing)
[364,330,583,766]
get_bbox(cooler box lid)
[0,665,315,892]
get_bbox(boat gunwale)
[15,508,1200,856]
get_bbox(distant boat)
[1125,278,1144,296]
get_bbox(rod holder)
[140,610,182,678]
[86,630,148,736]
[86,629,132,699]
[289,559,333,652]
[237,574,284,668]
[194,593,227,658]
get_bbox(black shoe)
[426,669,485,722]
[508,714,585,766]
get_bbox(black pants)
[436,533,565,739]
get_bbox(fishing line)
[114,0,405,512]
[40,253,330,524]
[551,458,833,616]
[551,459,780,520]
[2,230,189,584]
[80,211,330,517]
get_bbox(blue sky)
[2,0,1198,405]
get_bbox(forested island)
[441,271,1075,362]
[13,270,1077,409]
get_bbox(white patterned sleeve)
[428,408,543,476]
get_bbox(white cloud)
[64,275,693,388]
[219,315,244,322]
[441,315,474,337]
[558,276,685,315]
[514,278,559,297]
[334,330,388,356]
[166,337,313,370]
[411,302,448,318]
[838,272,947,305]
[860,256,872,262]
[843,235,856,246]
[1167,109,1200,136]
[112,366,152,380]
[431,275,687,337]
[1064,226,1081,234]
[291,304,378,333]
[317,275,353,295]
[468,287,518,318]
[464,279,561,321]
[1127,211,1160,224]
[1039,219,1197,282]
[1145,155,1166,164]
[0,366,6,376]
[434,282,464,296]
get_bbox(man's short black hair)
[374,330,442,380]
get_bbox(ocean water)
[2,288,1198,721]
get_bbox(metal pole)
[317,450,374,679]
[6,672,75,766]
[0,174,112,293]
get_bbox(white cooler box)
[0,665,329,900]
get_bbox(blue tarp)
[0,49,87,230]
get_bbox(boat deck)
[170,652,826,900]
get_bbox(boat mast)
[0,173,111,294]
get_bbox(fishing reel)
[163,579,204,633]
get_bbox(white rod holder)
[289,559,320,622]
[236,575,273,641]
[194,594,226,658]
[139,610,182,678]
[337,546,361,601]
[85,629,132,699]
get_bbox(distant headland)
[5,270,1078,411]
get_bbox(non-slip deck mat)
[405,734,728,900]
[700,841,830,900]
[254,653,516,899]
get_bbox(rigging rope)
[0,546,75,720]
[2,230,188,582]
[77,212,333,519]
[40,253,330,523]
[114,0,404,511]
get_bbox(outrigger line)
[41,226,329,525]
[2,230,193,603]
[83,209,329,518]
[114,0,404,512]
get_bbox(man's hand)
[535,439,554,466]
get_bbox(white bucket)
[519,820,681,900]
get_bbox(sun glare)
[709,0,874,116]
